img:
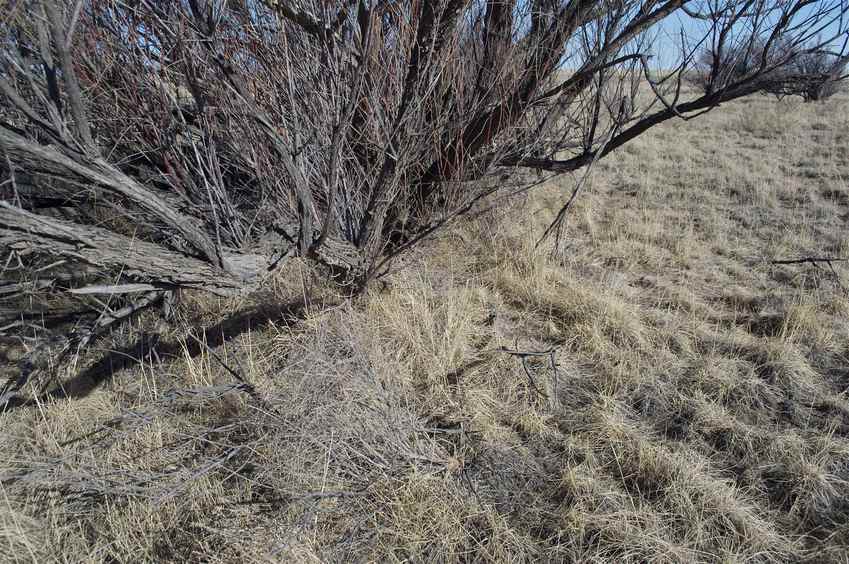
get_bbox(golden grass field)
[3,90,849,562]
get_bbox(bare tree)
[1,0,848,405]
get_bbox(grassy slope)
[2,92,849,563]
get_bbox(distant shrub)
[788,50,847,101]
[696,40,847,102]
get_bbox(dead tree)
[1,0,847,404]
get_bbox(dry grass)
[3,91,849,562]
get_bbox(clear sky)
[649,1,849,69]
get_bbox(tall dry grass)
[2,90,849,562]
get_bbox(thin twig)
[771,257,847,265]
[186,332,281,416]
[495,345,561,399]
[222,487,370,509]
[771,256,848,295]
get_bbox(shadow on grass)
[3,298,318,410]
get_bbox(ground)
[2,91,849,563]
